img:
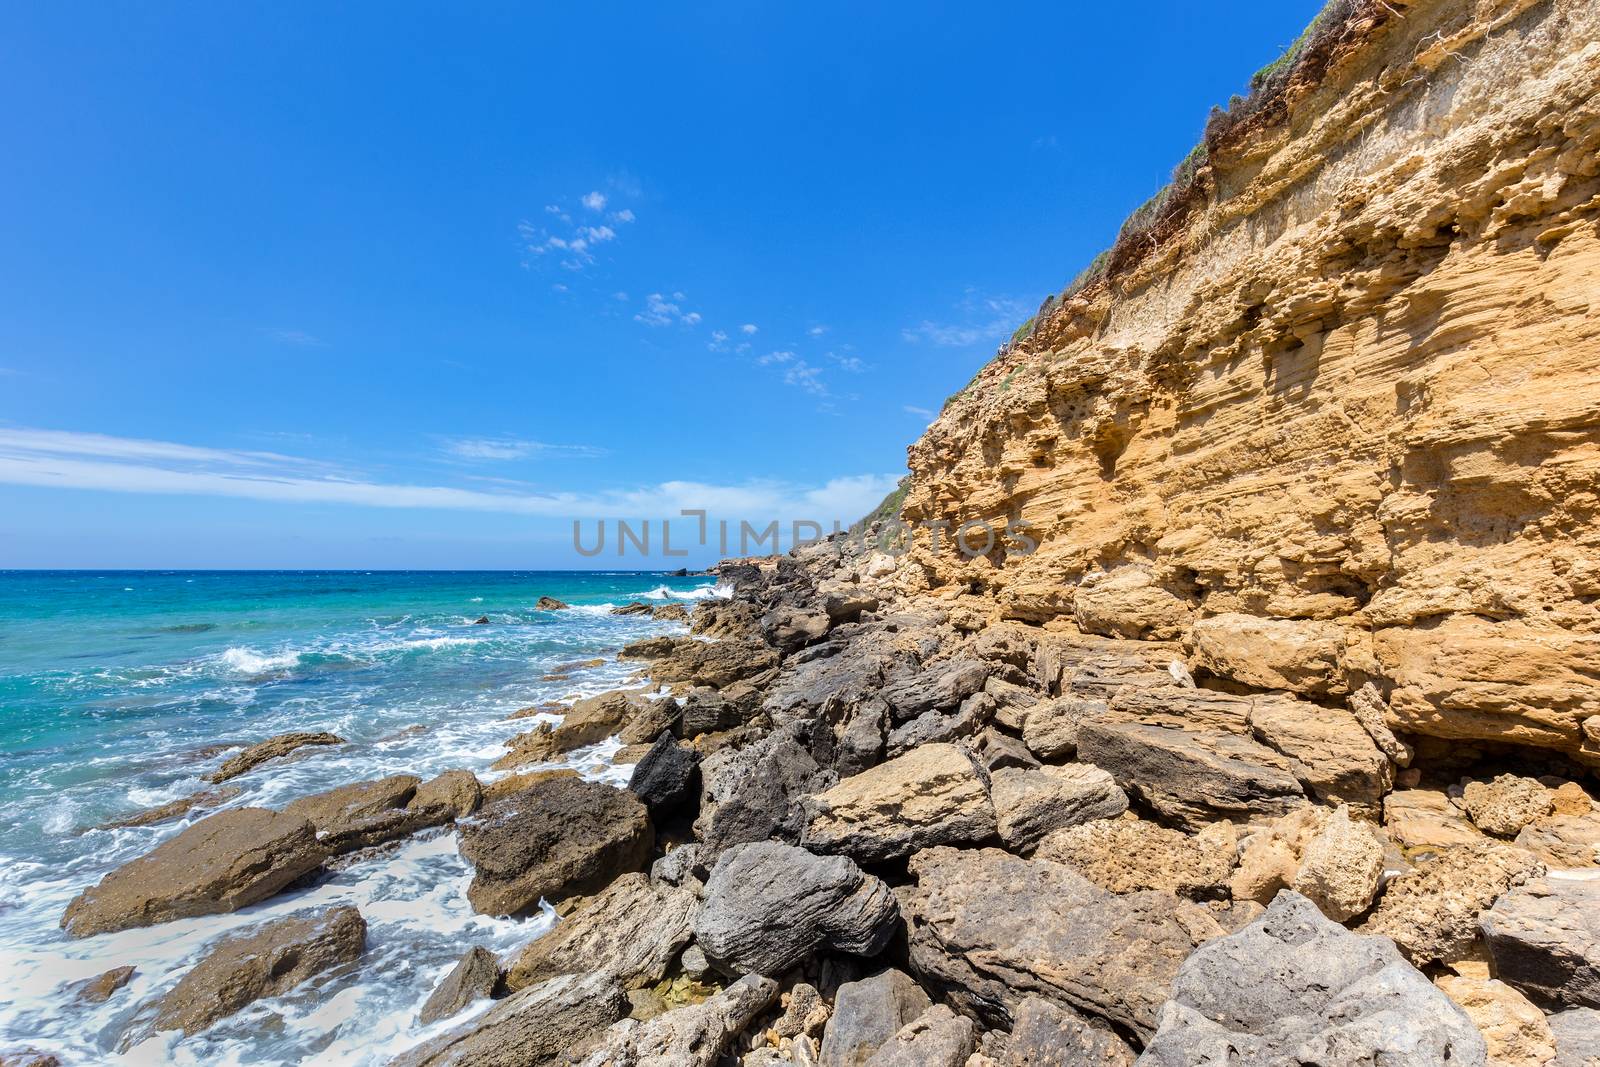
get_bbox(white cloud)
[902,292,1033,347]
[783,360,828,396]
[827,352,867,373]
[708,330,729,352]
[756,350,794,366]
[613,291,630,301]
[0,426,896,524]
[612,208,635,223]
[520,192,634,272]
[581,191,607,211]
[903,405,935,419]
[807,325,828,337]
[442,437,604,461]
[635,293,702,328]
[740,323,758,335]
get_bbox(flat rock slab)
[1033,817,1237,899]
[693,841,898,978]
[97,786,242,831]
[1139,891,1485,1066]
[61,807,327,937]
[207,731,345,783]
[1482,877,1600,1010]
[569,974,777,1067]
[390,970,626,1067]
[899,846,1217,1041]
[801,742,995,862]
[457,776,652,916]
[505,873,696,992]
[154,905,366,1035]
[991,763,1127,853]
[283,773,463,855]
[419,947,500,1025]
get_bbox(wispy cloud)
[519,190,637,272]
[827,351,868,374]
[904,404,935,419]
[264,328,326,348]
[708,330,729,352]
[581,190,607,211]
[902,291,1033,348]
[0,426,898,522]
[441,437,605,461]
[740,323,759,335]
[807,325,828,337]
[635,292,702,327]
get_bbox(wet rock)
[1361,842,1544,967]
[154,905,366,1035]
[1075,717,1303,830]
[1481,877,1600,1010]
[505,873,696,991]
[693,842,897,977]
[862,1005,974,1067]
[283,774,457,855]
[1463,774,1556,838]
[1435,975,1555,1067]
[458,777,653,915]
[206,731,345,783]
[0,1049,61,1067]
[801,743,995,862]
[96,786,242,830]
[419,947,500,1025]
[493,691,651,770]
[819,968,931,1067]
[568,973,777,1067]
[695,723,832,857]
[899,846,1219,1040]
[535,596,569,610]
[611,601,654,616]
[61,807,327,937]
[72,965,135,1004]
[1550,1008,1600,1067]
[473,615,491,625]
[1033,817,1236,899]
[997,996,1136,1066]
[410,769,482,819]
[390,970,626,1067]
[1139,891,1485,1066]
[990,763,1127,854]
[627,734,699,819]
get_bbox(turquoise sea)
[0,569,720,1065]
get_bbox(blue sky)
[0,1,1323,568]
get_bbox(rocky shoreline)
[17,539,1600,1067]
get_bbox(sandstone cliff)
[898,0,1600,765]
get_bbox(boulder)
[1550,1008,1600,1067]
[457,777,653,915]
[97,786,242,830]
[1290,805,1386,922]
[990,764,1128,854]
[207,731,345,783]
[505,873,697,991]
[493,691,649,770]
[1245,694,1392,810]
[1463,775,1556,838]
[899,846,1219,1040]
[1481,877,1600,1010]
[1138,891,1485,1066]
[1385,789,1491,854]
[72,965,135,1004]
[611,602,653,616]
[154,905,366,1035]
[763,605,832,652]
[862,1005,974,1067]
[801,743,995,862]
[996,996,1137,1066]
[819,969,931,1067]
[61,807,327,937]
[1073,567,1193,641]
[885,692,993,758]
[652,602,690,623]
[692,842,898,977]
[1435,976,1556,1067]
[627,734,699,818]
[410,769,482,818]
[695,723,832,856]
[1075,718,1304,830]
[879,659,989,722]
[568,974,777,1067]
[1361,842,1545,967]
[1020,696,1096,760]
[535,596,569,610]
[282,774,458,855]
[620,635,681,660]
[419,946,500,1025]
[1033,818,1236,899]
[1187,613,1347,696]
[650,639,779,689]
[1517,814,1600,868]
[390,970,626,1067]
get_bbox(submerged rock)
[535,596,570,610]
[457,777,653,915]
[153,905,366,1035]
[71,965,135,1004]
[1139,891,1485,1066]
[96,786,242,831]
[693,841,897,977]
[206,731,345,783]
[61,807,326,937]
[419,947,500,1025]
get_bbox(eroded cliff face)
[898,0,1600,762]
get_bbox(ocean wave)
[217,647,303,675]
[632,581,731,601]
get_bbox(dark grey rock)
[990,764,1128,854]
[880,659,989,722]
[1000,996,1136,1066]
[885,692,994,759]
[1550,1007,1600,1067]
[819,969,931,1067]
[862,1005,974,1067]
[1137,891,1486,1066]
[627,734,698,819]
[1481,877,1600,1010]
[694,723,833,856]
[419,947,500,1025]
[692,842,897,977]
